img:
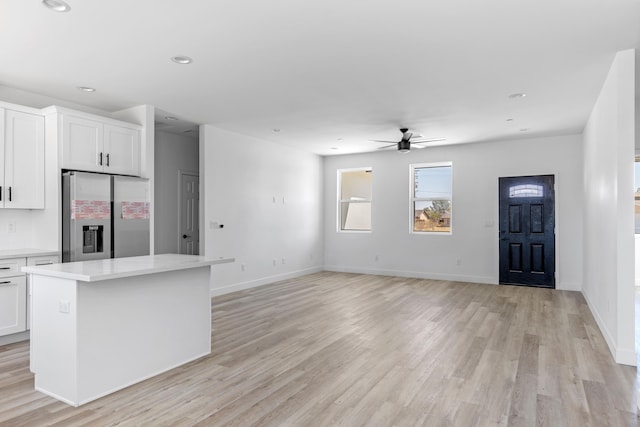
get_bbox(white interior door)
[179,172,199,255]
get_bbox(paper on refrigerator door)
[71,200,111,220]
[121,201,150,219]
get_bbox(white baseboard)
[0,330,29,346]
[323,265,495,285]
[557,281,582,291]
[210,266,323,297]
[582,290,636,366]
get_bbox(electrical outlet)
[7,222,16,234]
[282,258,285,265]
[273,259,277,267]
[456,258,462,266]
[374,255,379,262]
[241,264,245,272]
[58,299,70,314]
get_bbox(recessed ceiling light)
[77,86,95,92]
[506,118,514,122]
[165,116,178,121]
[337,138,343,141]
[520,128,530,132]
[272,128,281,133]
[330,147,338,150]
[509,93,527,99]
[171,56,193,64]
[42,0,71,12]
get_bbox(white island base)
[24,254,233,407]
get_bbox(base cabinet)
[0,254,59,338]
[0,257,27,336]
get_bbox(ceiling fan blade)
[370,139,397,143]
[376,144,397,149]
[409,137,447,144]
[411,144,426,149]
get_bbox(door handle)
[182,234,190,239]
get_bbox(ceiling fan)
[371,128,446,152]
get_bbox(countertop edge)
[22,256,235,282]
[0,249,60,259]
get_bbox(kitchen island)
[23,254,234,407]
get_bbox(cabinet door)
[0,275,26,336]
[104,124,140,176]
[62,115,104,173]
[3,110,45,209]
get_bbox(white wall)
[582,49,636,365]
[200,125,324,295]
[0,210,35,250]
[323,134,584,290]
[154,131,199,254]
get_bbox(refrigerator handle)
[99,152,103,166]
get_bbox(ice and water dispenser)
[82,225,104,254]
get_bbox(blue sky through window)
[415,166,452,199]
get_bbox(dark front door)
[499,175,555,288]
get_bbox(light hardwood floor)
[1,272,638,426]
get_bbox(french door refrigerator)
[62,171,150,262]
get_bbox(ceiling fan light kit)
[398,140,411,152]
[372,127,446,152]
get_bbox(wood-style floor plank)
[0,272,638,426]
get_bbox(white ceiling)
[1,0,639,155]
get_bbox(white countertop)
[0,248,59,259]
[22,254,234,282]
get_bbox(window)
[509,184,543,198]
[338,168,372,231]
[411,162,452,234]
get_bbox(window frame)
[410,161,453,235]
[337,167,373,233]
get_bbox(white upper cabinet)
[60,112,141,176]
[61,115,103,173]
[1,108,45,209]
[104,124,140,176]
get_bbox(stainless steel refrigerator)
[62,171,150,262]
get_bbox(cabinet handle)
[0,281,12,285]
[99,152,103,166]
[0,186,2,201]
[0,267,11,270]
[35,262,53,266]
[8,187,11,202]
[106,153,110,167]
